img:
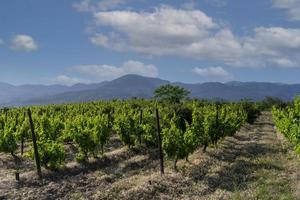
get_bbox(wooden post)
[27,109,42,179]
[4,108,8,122]
[139,109,143,144]
[15,172,20,181]
[139,109,143,124]
[216,103,219,129]
[21,136,24,156]
[108,112,112,129]
[14,113,19,131]
[215,102,220,145]
[155,107,164,175]
[21,112,26,156]
[223,105,227,136]
[14,112,21,181]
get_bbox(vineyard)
[0,99,254,170]
[0,97,299,199]
[272,97,300,153]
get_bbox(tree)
[154,84,190,104]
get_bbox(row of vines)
[0,99,259,177]
[272,96,300,153]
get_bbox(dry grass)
[0,112,299,200]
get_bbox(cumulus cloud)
[89,7,240,63]
[182,0,226,9]
[92,6,217,40]
[11,34,38,52]
[89,7,238,60]
[236,27,300,68]
[73,0,92,12]
[193,66,233,80]
[73,0,127,12]
[51,75,84,86]
[70,60,158,81]
[273,0,300,21]
[80,5,300,68]
[90,6,222,54]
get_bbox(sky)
[0,0,300,85]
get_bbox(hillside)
[2,75,300,106]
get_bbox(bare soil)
[0,112,299,200]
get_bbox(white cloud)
[90,6,223,54]
[273,0,300,21]
[73,0,92,12]
[90,7,241,59]
[93,6,217,39]
[90,33,112,48]
[89,7,242,63]
[182,0,226,9]
[96,0,127,10]
[0,38,4,45]
[51,75,84,86]
[70,60,158,81]
[193,66,233,80]
[73,0,128,12]
[11,34,38,52]
[236,27,300,68]
[84,6,300,68]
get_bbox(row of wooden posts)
[12,107,164,181]
[4,102,225,180]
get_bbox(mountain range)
[1,74,300,107]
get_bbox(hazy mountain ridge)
[1,74,300,107]
[0,81,106,105]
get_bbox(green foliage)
[173,105,193,132]
[141,108,157,146]
[37,115,64,141]
[162,115,188,163]
[27,140,65,169]
[0,115,18,156]
[114,112,136,148]
[65,116,97,162]
[16,119,31,141]
[0,126,18,155]
[0,98,251,170]
[272,96,300,153]
[259,96,289,111]
[93,115,111,155]
[154,84,190,103]
[240,100,261,124]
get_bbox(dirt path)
[0,112,299,200]
[180,111,300,199]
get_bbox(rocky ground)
[0,112,299,200]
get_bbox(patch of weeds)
[232,176,243,200]
[114,172,123,179]
[232,191,243,200]
[255,171,296,200]
[180,164,188,174]
[69,192,85,200]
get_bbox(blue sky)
[0,0,300,85]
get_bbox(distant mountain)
[176,81,300,101]
[13,75,169,105]
[0,81,106,105]
[1,74,300,107]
